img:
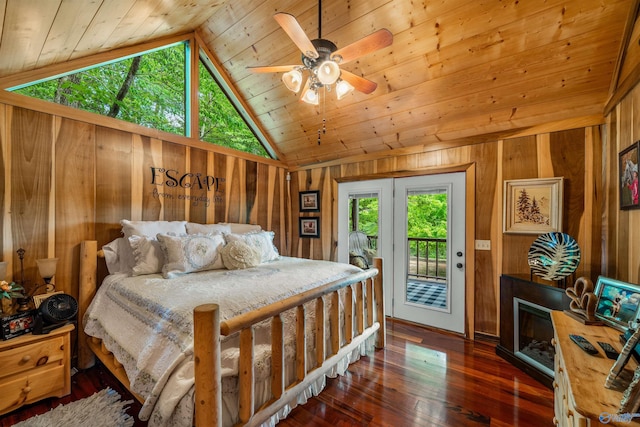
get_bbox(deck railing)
[408,237,447,281]
[366,236,447,281]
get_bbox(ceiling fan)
[249,5,393,105]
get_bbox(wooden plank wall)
[290,127,603,336]
[0,104,288,303]
[606,83,640,284]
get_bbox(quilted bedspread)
[84,256,364,427]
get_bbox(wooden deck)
[0,319,553,427]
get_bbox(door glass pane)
[405,188,448,309]
[348,193,379,267]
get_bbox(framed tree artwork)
[503,177,564,234]
[619,142,639,210]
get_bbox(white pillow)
[186,222,231,235]
[128,235,165,276]
[224,231,279,263]
[121,219,187,238]
[157,233,226,279]
[220,240,262,270]
[219,223,262,234]
[102,237,135,275]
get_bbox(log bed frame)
[76,240,385,426]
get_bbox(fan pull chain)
[317,86,327,145]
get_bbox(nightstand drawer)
[0,335,65,379]
[0,363,66,415]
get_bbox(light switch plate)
[475,240,491,250]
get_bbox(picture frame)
[594,276,640,332]
[503,177,563,234]
[606,327,640,388]
[619,142,640,210]
[620,365,640,413]
[1,309,36,340]
[299,190,320,212]
[299,217,320,238]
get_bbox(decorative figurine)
[565,276,601,324]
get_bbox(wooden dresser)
[552,311,640,426]
[0,323,74,416]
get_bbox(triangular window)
[199,52,272,158]
[7,40,273,159]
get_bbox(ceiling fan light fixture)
[282,69,303,92]
[336,79,354,99]
[316,60,340,85]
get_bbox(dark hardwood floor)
[1,319,553,427]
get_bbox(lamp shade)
[336,79,355,100]
[316,61,340,85]
[282,69,303,93]
[36,258,58,281]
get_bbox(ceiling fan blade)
[341,70,378,94]
[274,13,319,59]
[332,29,393,65]
[248,65,297,73]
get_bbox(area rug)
[12,388,134,427]
[406,279,447,309]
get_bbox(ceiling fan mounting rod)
[318,0,322,39]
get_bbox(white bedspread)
[84,256,365,426]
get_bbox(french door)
[392,173,466,333]
[337,179,394,307]
[338,173,466,334]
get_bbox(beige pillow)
[186,222,231,235]
[121,219,187,238]
[220,240,262,270]
[219,223,262,234]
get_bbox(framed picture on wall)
[299,191,320,212]
[503,177,563,234]
[299,217,320,238]
[619,142,639,210]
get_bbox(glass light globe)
[316,61,340,85]
[336,79,355,100]
[301,86,319,105]
[282,69,303,93]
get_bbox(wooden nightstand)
[0,323,74,416]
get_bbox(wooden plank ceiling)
[0,0,634,167]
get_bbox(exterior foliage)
[11,43,270,158]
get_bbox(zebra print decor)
[527,232,581,281]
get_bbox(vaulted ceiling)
[0,0,636,167]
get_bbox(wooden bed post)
[193,304,222,427]
[373,257,385,348]
[78,240,97,369]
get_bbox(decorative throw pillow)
[157,233,226,279]
[220,240,262,270]
[186,222,231,235]
[128,235,165,276]
[224,231,279,263]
